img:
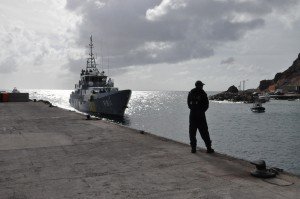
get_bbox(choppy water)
[23,89,300,175]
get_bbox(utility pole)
[242,79,249,91]
[238,81,242,91]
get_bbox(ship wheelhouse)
[81,75,108,88]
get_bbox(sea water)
[24,89,300,175]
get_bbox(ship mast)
[86,35,99,72]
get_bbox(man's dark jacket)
[187,88,209,116]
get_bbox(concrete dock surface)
[0,102,299,199]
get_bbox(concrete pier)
[0,102,299,198]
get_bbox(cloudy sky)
[1,0,300,91]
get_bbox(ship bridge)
[82,75,108,87]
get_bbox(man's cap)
[195,80,205,87]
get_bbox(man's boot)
[191,147,196,153]
[206,147,215,154]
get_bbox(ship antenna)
[108,55,110,77]
[90,35,93,61]
[87,34,99,72]
[107,45,110,76]
[87,35,94,70]
[101,40,104,72]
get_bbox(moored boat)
[258,93,270,103]
[250,101,265,113]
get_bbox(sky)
[0,0,300,91]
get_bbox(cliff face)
[259,53,300,92]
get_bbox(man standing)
[187,80,214,153]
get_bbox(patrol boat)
[69,36,131,116]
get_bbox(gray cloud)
[0,57,17,73]
[221,57,235,65]
[0,24,53,73]
[64,58,86,74]
[65,0,298,71]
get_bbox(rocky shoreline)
[209,89,300,103]
[209,90,255,103]
[209,53,300,103]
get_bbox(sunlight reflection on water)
[22,89,300,175]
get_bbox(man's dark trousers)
[189,112,212,150]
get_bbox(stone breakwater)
[209,91,255,103]
[209,91,300,102]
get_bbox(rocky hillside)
[259,53,300,92]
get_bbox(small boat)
[258,93,270,103]
[251,101,265,113]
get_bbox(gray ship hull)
[70,90,131,116]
